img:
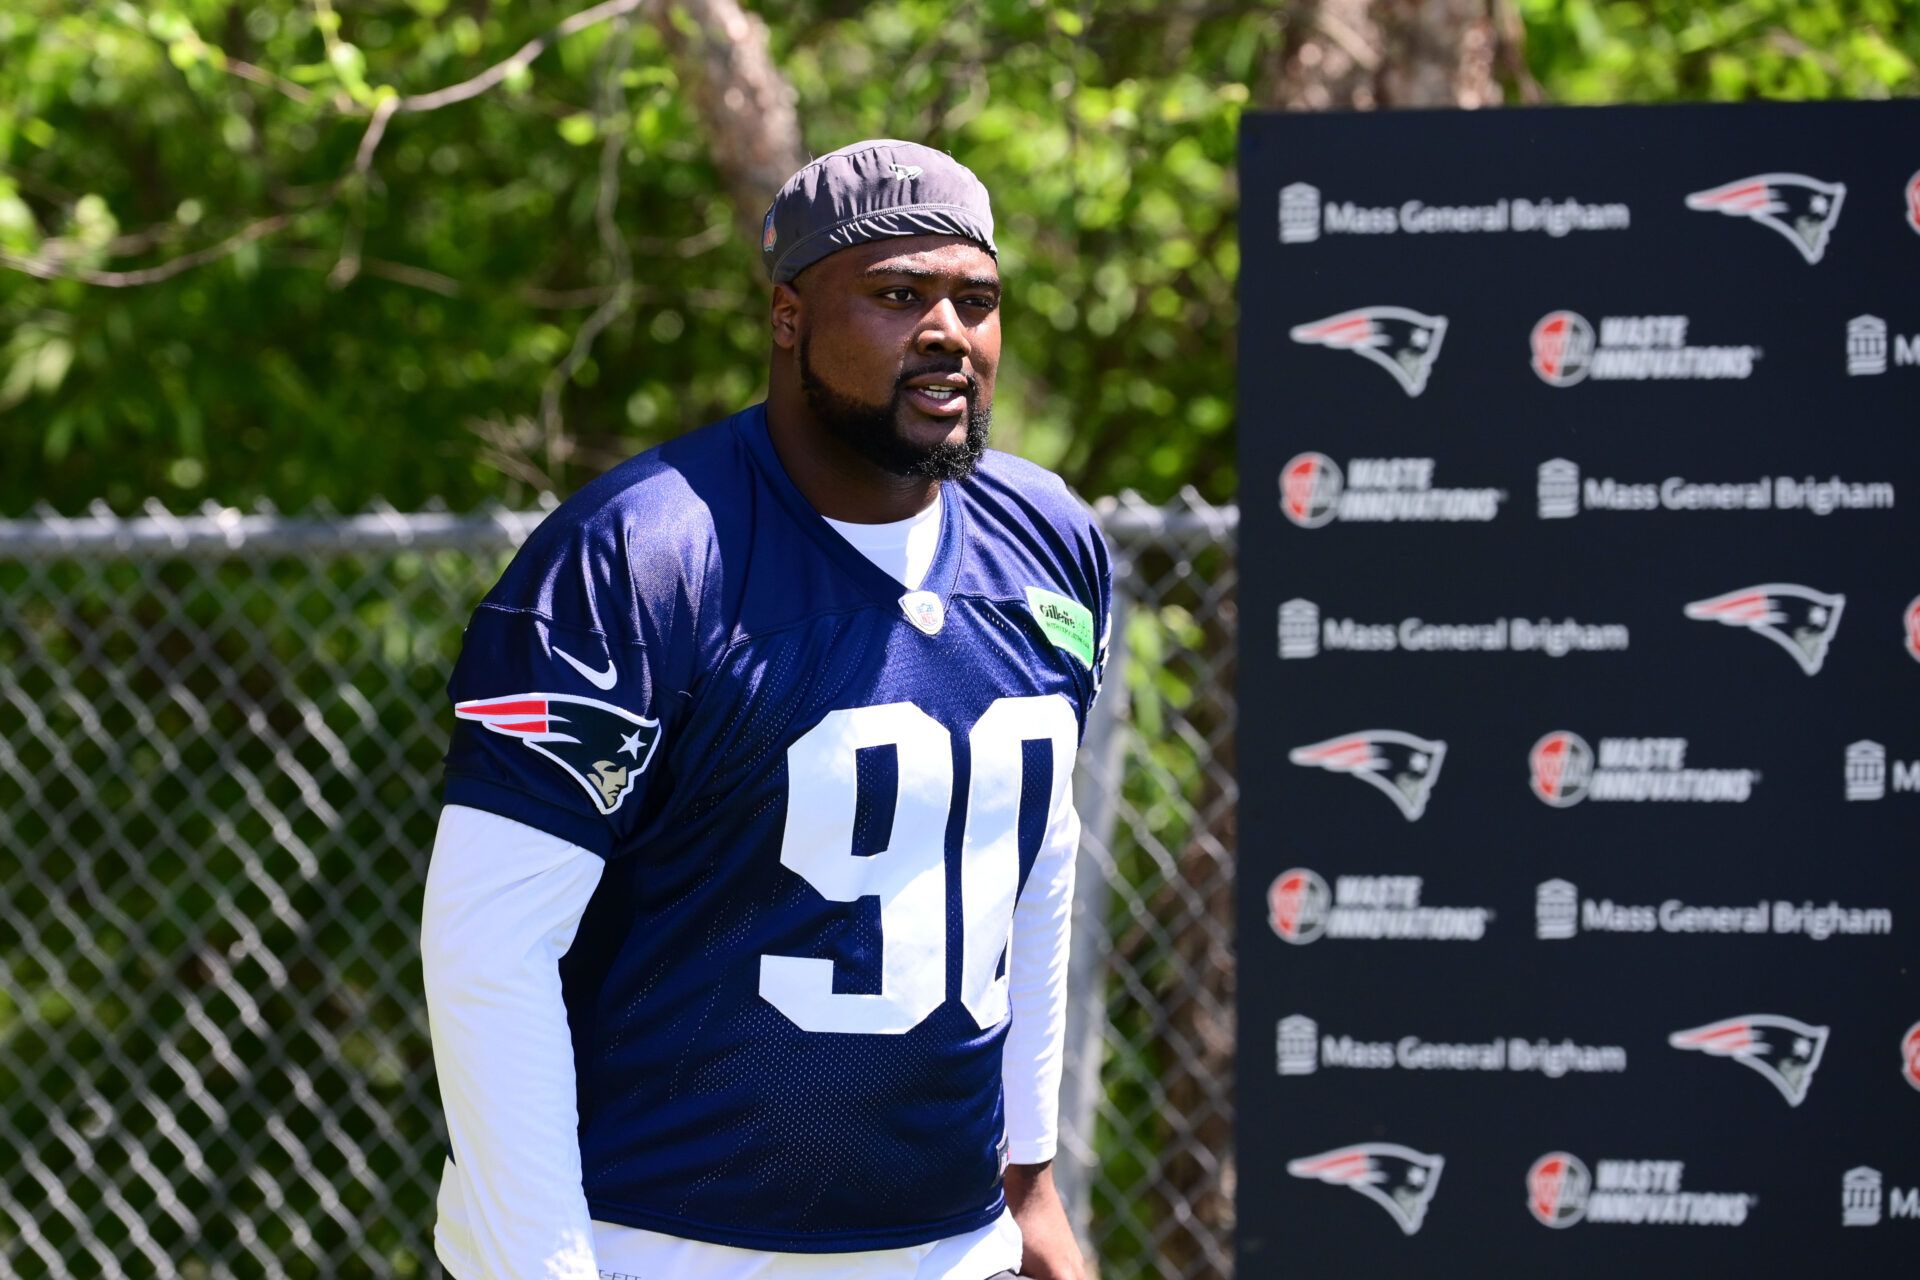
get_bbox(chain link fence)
[0,493,1236,1279]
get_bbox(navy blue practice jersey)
[442,403,1112,1253]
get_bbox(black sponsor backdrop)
[1237,102,1918,1275]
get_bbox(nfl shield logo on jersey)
[900,590,946,636]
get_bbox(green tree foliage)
[1521,0,1920,100]
[1,1,1914,516]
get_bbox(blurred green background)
[4,0,1916,517]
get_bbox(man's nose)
[916,298,972,357]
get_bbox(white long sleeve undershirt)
[422,804,604,1280]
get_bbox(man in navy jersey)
[422,140,1107,1280]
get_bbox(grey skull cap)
[761,139,997,284]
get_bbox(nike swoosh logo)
[553,645,618,691]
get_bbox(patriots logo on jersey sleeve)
[1288,1143,1445,1235]
[1289,307,1448,397]
[1288,730,1446,821]
[1683,583,1845,675]
[454,693,661,814]
[1684,173,1846,264]
[1668,1014,1829,1107]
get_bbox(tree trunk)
[652,0,809,259]
[1271,0,1517,109]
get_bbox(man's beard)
[798,334,990,481]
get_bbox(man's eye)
[964,296,999,310]
[880,288,915,302]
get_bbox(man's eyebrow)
[861,264,1002,291]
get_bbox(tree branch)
[223,57,320,105]
[277,249,463,297]
[17,2,661,294]
[653,0,808,258]
[0,215,291,287]
[351,0,652,177]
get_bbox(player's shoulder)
[553,413,745,552]
[966,448,1103,544]
[482,413,749,634]
[958,448,1110,606]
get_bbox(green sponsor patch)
[1024,585,1095,668]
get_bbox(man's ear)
[770,282,802,351]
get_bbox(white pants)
[434,1157,1025,1280]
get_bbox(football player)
[422,140,1108,1280]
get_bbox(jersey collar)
[739,402,966,609]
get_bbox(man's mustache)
[895,367,979,398]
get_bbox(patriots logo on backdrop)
[1684,173,1847,264]
[1288,1143,1445,1235]
[1289,307,1449,397]
[1683,583,1845,675]
[1288,730,1446,821]
[1668,1014,1830,1107]
[1526,1152,1592,1228]
[455,694,661,814]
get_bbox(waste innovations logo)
[1279,453,1505,528]
[1533,878,1892,943]
[1289,307,1447,396]
[1843,1166,1920,1227]
[1529,311,1760,385]
[1528,732,1759,806]
[1683,583,1845,676]
[1288,731,1445,821]
[1267,870,1492,944]
[1669,1014,1829,1107]
[1904,1021,1920,1093]
[1529,732,1595,806]
[1844,740,1920,802]
[1276,1013,1626,1080]
[1527,1153,1593,1228]
[1277,180,1631,245]
[1287,1143,1444,1236]
[1534,458,1895,519]
[1847,314,1920,375]
[1527,1153,1756,1228]
[1906,595,1920,665]
[1684,172,1846,264]
[1277,597,1630,661]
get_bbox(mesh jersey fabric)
[440,403,1112,1252]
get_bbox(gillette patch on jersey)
[1024,586,1095,668]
